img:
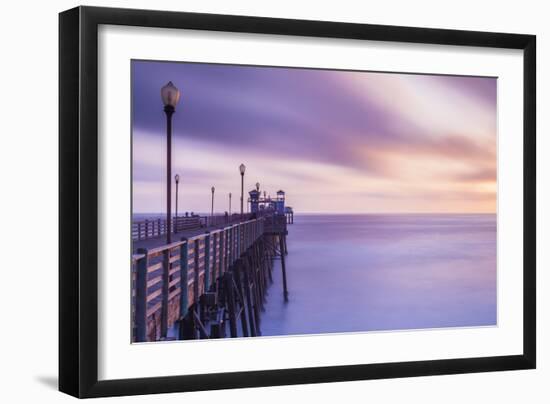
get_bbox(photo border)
[59,6,536,398]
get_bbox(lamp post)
[174,174,180,233]
[161,81,180,244]
[211,186,215,218]
[255,183,260,213]
[239,163,246,217]
[229,192,232,215]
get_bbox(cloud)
[132,61,497,213]
[450,167,497,183]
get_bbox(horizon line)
[132,211,497,215]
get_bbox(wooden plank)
[146,301,162,318]
[134,248,148,342]
[146,288,162,303]
[147,239,187,257]
[168,289,180,301]
[147,262,163,273]
[146,276,162,289]
[168,277,180,289]
[132,253,146,262]
[168,266,180,277]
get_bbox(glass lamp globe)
[175,174,180,183]
[239,163,246,175]
[161,81,181,108]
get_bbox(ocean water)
[261,214,497,337]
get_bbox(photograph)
[131,60,497,343]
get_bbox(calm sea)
[261,213,497,337]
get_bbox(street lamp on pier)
[161,81,180,244]
[254,182,260,214]
[229,192,232,215]
[239,163,246,217]
[211,186,215,218]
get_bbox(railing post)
[193,239,200,303]
[226,228,230,268]
[237,225,241,258]
[229,226,234,266]
[244,224,247,250]
[240,225,244,255]
[135,248,148,342]
[204,233,211,291]
[234,227,238,261]
[161,248,170,338]
[145,219,149,239]
[226,228,230,270]
[212,232,218,288]
[179,239,189,319]
[220,230,225,276]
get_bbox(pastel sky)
[132,60,496,214]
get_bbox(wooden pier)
[132,213,290,342]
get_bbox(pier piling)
[279,236,289,302]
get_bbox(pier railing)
[132,216,198,240]
[132,217,265,342]
[199,213,254,228]
[132,213,256,241]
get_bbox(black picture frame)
[59,6,536,398]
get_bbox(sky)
[132,60,497,214]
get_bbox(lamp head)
[161,81,180,108]
[239,163,246,175]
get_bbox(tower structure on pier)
[248,188,288,216]
[275,190,285,215]
[249,189,261,213]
